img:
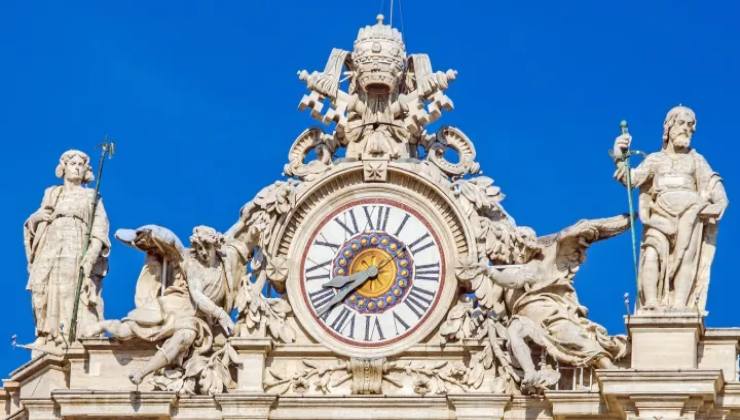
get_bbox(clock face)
[300,198,445,348]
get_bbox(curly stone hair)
[55,149,95,183]
[189,225,224,248]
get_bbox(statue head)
[55,149,94,185]
[190,225,224,264]
[662,105,697,150]
[351,14,406,94]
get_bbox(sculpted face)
[193,241,217,265]
[668,109,696,150]
[64,155,86,184]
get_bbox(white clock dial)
[300,199,445,348]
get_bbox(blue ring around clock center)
[331,231,414,314]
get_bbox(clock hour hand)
[317,266,378,317]
[322,264,379,289]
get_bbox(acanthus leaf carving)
[265,360,350,395]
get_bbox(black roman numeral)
[404,285,435,318]
[394,213,410,236]
[362,205,390,231]
[314,239,340,251]
[364,316,385,341]
[306,259,332,273]
[414,262,440,281]
[306,272,330,282]
[330,307,355,338]
[392,311,410,335]
[309,288,334,310]
[408,233,434,255]
[334,209,359,237]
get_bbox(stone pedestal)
[230,337,272,392]
[627,313,705,370]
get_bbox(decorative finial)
[376,14,384,24]
[620,120,629,135]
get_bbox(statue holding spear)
[611,106,728,312]
[24,142,114,352]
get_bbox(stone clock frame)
[269,161,476,358]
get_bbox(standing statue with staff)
[612,105,728,312]
[24,144,114,353]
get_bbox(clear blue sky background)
[1,1,739,376]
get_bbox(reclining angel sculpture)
[443,176,629,394]
[457,215,630,393]
[85,225,248,390]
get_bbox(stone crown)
[354,14,405,49]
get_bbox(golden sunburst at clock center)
[348,248,397,298]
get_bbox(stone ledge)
[52,390,176,418]
[7,353,67,385]
[626,312,705,329]
[597,369,724,419]
[269,395,452,420]
[597,369,724,395]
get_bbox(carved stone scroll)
[427,126,481,178]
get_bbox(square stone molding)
[597,369,723,419]
[446,393,511,420]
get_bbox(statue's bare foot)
[128,371,144,385]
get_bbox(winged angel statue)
[85,181,299,394]
[440,177,630,394]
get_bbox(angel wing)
[542,214,630,282]
[115,225,186,307]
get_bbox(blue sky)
[1,1,739,376]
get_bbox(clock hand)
[317,266,378,317]
[321,273,353,289]
[322,264,379,289]
[377,244,407,271]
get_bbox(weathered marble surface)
[5,14,738,420]
[23,149,110,354]
[613,105,728,313]
[85,225,247,393]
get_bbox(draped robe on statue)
[504,233,628,367]
[24,185,110,341]
[625,149,728,310]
